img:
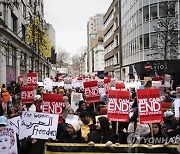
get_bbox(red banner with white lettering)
[42,93,64,116]
[84,81,100,103]
[137,89,162,124]
[21,86,34,103]
[104,77,111,95]
[27,72,38,87]
[18,75,24,84]
[107,90,130,122]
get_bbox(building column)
[0,44,6,85]
[16,49,21,81]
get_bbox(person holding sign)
[88,117,117,147]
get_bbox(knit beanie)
[68,121,82,132]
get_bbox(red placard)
[42,93,64,115]
[21,86,34,103]
[104,77,111,95]
[107,90,130,122]
[115,82,125,89]
[137,89,162,124]
[83,81,100,103]
[27,72,38,87]
[18,75,24,84]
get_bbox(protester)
[88,117,117,146]
[57,121,85,143]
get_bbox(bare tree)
[56,48,71,67]
[148,0,180,61]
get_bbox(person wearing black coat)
[88,117,117,146]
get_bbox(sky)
[44,0,112,55]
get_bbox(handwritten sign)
[19,111,59,140]
[64,78,72,89]
[0,127,18,154]
[8,116,21,135]
[137,89,162,124]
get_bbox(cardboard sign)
[20,111,59,140]
[107,90,130,122]
[71,92,83,112]
[27,72,38,87]
[8,116,21,135]
[21,86,34,104]
[137,89,162,124]
[0,127,18,154]
[42,93,64,116]
[83,81,100,103]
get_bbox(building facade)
[87,14,104,75]
[0,0,52,86]
[104,0,121,80]
[121,0,180,87]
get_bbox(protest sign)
[65,115,79,123]
[137,89,162,124]
[174,99,180,118]
[176,87,180,99]
[164,74,171,88]
[42,93,64,117]
[21,86,34,103]
[27,72,38,87]
[0,127,17,154]
[98,79,105,94]
[71,92,83,112]
[44,78,53,92]
[107,90,130,122]
[152,81,162,88]
[84,81,100,103]
[8,116,21,135]
[64,78,72,89]
[20,111,59,140]
[104,77,111,95]
[18,75,24,84]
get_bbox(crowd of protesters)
[0,79,179,154]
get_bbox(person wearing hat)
[57,121,85,143]
[34,95,42,112]
[0,115,8,127]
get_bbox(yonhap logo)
[127,132,141,147]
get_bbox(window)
[150,3,157,19]
[151,33,158,47]
[144,33,149,49]
[5,45,16,67]
[11,12,18,33]
[21,1,26,18]
[143,6,149,22]
[140,35,143,50]
[139,8,142,24]
[169,2,176,17]
[159,2,168,18]
[21,24,26,41]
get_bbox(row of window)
[122,1,176,37]
[104,12,113,29]
[104,26,114,42]
[105,57,114,67]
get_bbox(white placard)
[44,78,53,92]
[164,74,171,88]
[8,116,21,135]
[65,114,79,123]
[19,111,59,140]
[0,127,17,154]
[152,81,162,88]
[71,92,83,112]
[174,99,180,118]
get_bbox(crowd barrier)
[45,143,180,154]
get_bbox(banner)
[20,111,59,140]
[42,93,64,116]
[104,77,111,95]
[45,143,179,154]
[8,116,21,135]
[83,81,100,103]
[0,127,18,154]
[27,72,38,87]
[21,86,34,104]
[71,92,83,112]
[107,90,130,122]
[137,89,162,124]
[64,78,72,89]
